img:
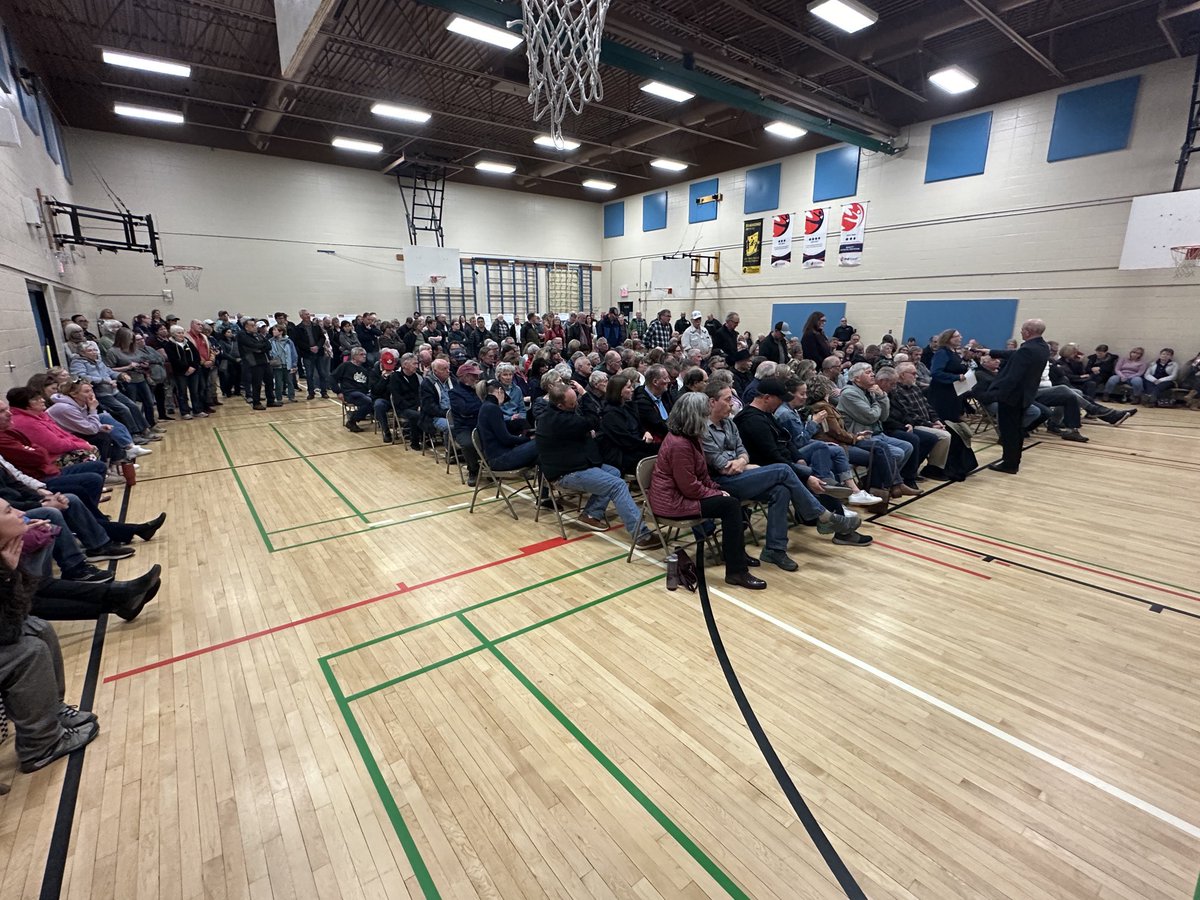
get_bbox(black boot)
[108,564,162,621]
[135,512,167,541]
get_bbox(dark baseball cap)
[756,377,791,400]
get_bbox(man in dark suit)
[982,319,1050,473]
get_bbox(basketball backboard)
[649,257,693,301]
[401,245,463,288]
[1118,188,1200,269]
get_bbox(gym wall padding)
[925,111,993,183]
[901,299,1019,349]
[1047,76,1140,162]
[689,178,720,224]
[813,146,860,203]
[642,191,668,232]
[603,201,625,238]
[744,163,781,214]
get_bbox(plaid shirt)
[645,319,675,349]
[891,382,937,427]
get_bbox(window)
[56,120,71,183]
[3,27,38,135]
[38,93,58,163]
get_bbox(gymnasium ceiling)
[4,0,1200,200]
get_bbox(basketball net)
[165,265,204,291]
[1169,245,1200,279]
[521,0,611,147]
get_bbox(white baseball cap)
[691,310,702,319]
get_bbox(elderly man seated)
[333,347,373,432]
[418,357,453,440]
[633,364,674,441]
[877,363,952,480]
[534,382,661,549]
[450,362,484,486]
[836,363,921,496]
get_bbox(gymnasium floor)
[1,400,1197,900]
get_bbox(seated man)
[418,358,453,441]
[332,347,372,432]
[701,385,862,570]
[632,364,674,441]
[449,362,483,487]
[374,351,422,450]
[878,364,952,479]
[1029,363,1089,442]
[836,363,921,496]
[534,382,660,550]
[1050,346,1134,424]
[725,380,870,545]
[476,379,538,472]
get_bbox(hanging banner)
[742,218,763,274]
[802,207,828,268]
[770,213,793,267]
[839,201,868,266]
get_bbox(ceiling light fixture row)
[807,0,878,33]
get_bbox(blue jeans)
[305,355,331,396]
[883,430,921,484]
[98,413,133,448]
[795,440,834,480]
[98,390,148,433]
[343,390,372,422]
[1104,374,1144,398]
[172,371,203,416]
[718,462,825,538]
[557,464,646,538]
[45,461,108,514]
[23,508,87,573]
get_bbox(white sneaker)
[126,445,153,458]
[847,490,878,506]
[105,474,125,485]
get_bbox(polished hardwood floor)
[2,397,1198,899]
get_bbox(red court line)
[103,533,595,683]
[886,528,986,560]
[893,515,1200,602]
[873,540,991,580]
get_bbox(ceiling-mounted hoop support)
[44,198,163,266]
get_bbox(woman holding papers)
[928,329,970,423]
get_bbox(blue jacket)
[449,381,482,433]
[477,397,530,463]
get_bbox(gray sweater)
[837,383,889,435]
[699,417,746,474]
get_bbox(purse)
[54,449,95,468]
[673,546,698,592]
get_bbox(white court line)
[584,527,1200,842]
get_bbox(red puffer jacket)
[647,433,722,519]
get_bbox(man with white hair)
[333,347,371,430]
[837,363,921,496]
[680,311,712,355]
[982,318,1051,473]
[881,363,952,479]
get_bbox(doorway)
[27,282,60,367]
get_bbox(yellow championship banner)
[742,218,763,274]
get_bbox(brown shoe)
[634,533,663,550]
[895,484,923,496]
[577,514,607,531]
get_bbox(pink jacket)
[11,407,93,457]
[647,433,722,519]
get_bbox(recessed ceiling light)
[476,160,516,174]
[371,103,432,123]
[332,137,383,153]
[102,49,191,78]
[765,121,808,139]
[807,0,878,34]
[928,65,978,94]
[582,178,616,191]
[446,15,523,50]
[534,135,581,151]
[650,158,688,171]
[639,81,695,103]
[113,103,184,124]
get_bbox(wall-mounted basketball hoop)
[43,198,163,266]
[1170,245,1200,277]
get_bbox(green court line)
[1192,870,1199,900]
[322,554,626,662]
[270,498,502,551]
[269,423,369,523]
[266,489,474,535]
[213,427,275,552]
[343,571,660,702]
[320,658,441,899]
[213,414,341,432]
[899,511,1198,594]
[457,612,751,900]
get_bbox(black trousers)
[698,494,749,578]
[997,401,1025,469]
[247,363,275,404]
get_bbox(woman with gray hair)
[163,324,205,419]
[495,362,526,432]
[646,393,765,590]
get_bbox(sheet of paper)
[954,368,977,396]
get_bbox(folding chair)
[391,399,413,450]
[444,409,467,484]
[0,696,9,795]
[965,396,997,436]
[469,431,536,519]
[626,457,721,562]
[533,468,606,540]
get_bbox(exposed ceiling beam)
[408,0,899,154]
[715,0,926,103]
[959,0,1067,80]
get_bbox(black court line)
[135,442,390,483]
[38,486,130,899]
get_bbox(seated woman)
[599,374,659,477]
[647,393,765,590]
[1103,347,1148,402]
[475,379,538,472]
[7,386,117,471]
[40,371,142,459]
[41,379,130,467]
[494,363,526,433]
[806,379,901,500]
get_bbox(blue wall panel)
[603,201,625,238]
[1048,76,1140,162]
[925,111,992,183]
[770,302,846,338]
[744,163,781,214]
[813,146,859,202]
[689,178,719,223]
[642,191,668,232]
[901,299,1019,350]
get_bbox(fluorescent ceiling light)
[534,134,581,151]
[476,160,516,174]
[102,49,191,78]
[639,81,695,103]
[928,65,978,94]
[807,0,878,34]
[371,102,431,123]
[650,158,688,171]
[446,15,523,50]
[332,137,383,153]
[765,121,808,139]
[113,103,184,124]
[582,179,616,191]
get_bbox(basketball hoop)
[428,274,447,287]
[165,265,204,291]
[1169,245,1200,278]
[521,0,611,147]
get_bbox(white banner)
[838,201,868,266]
[770,213,793,267]
[802,208,828,268]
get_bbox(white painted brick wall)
[67,132,603,324]
[600,56,1200,354]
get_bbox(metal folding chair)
[533,468,605,540]
[626,457,721,562]
[444,409,467,484]
[469,431,536,519]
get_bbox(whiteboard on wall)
[1118,188,1200,270]
[402,246,463,288]
[649,257,693,301]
